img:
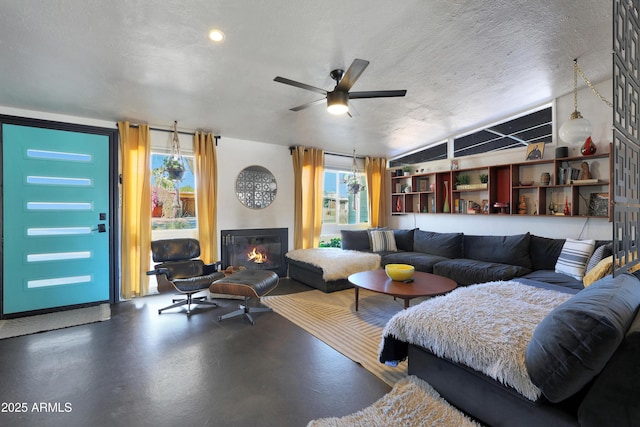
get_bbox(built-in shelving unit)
[390,148,612,221]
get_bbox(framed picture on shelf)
[418,179,428,192]
[451,160,459,170]
[588,193,609,216]
[525,142,544,160]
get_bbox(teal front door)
[2,124,111,315]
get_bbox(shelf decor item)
[541,172,551,186]
[518,195,527,214]
[581,136,597,156]
[525,142,544,160]
[588,193,609,216]
[396,197,402,212]
[442,181,450,213]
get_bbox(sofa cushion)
[368,229,397,252]
[463,233,532,269]
[518,269,585,290]
[433,259,531,286]
[340,230,370,251]
[413,230,463,259]
[393,228,416,252]
[526,273,640,402]
[381,252,450,273]
[529,235,566,271]
[554,238,595,280]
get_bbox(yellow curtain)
[194,132,218,263]
[118,121,151,298]
[292,146,324,249]
[365,156,389,228]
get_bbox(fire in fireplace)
[221,228,288,277]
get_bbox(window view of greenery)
[323,169,368,221]
[151,153,197,230]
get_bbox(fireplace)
[221,228,288,277]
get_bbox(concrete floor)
[0,279,391,427]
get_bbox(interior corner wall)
[216,137,294,256]
[388,78,614,240]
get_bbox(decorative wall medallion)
[235,166,277,209]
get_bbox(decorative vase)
[540,172,551,186]
[442,181,450,213]
[564,196,570,215]
[396,197,402,212]
[518,195,527,215]
[430,183,436,192]
[581,137,597,156]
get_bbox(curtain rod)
[288,146,365,160]
[129,124,221,145]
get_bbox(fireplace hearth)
[221,228,288,277]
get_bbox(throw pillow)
[368,230,397,252]
[340,230,371,251]
[586,243,612,273]
[582,255,613,287]
[555,238,596,280]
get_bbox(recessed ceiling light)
[209,29,225,43]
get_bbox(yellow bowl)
[385,264,415,281]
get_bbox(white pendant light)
[559,59,592,145]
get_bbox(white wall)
[388,79,614,240]
[216,137,294,254]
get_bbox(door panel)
[3,124,110,314]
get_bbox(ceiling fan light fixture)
[327,91,349,115]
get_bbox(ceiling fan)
[274,58,407,115]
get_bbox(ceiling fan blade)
[336,59,369,91]
[349,90,407,99]
[274,76,327,95]
[290,98,326,112]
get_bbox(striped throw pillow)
[555,238,596,280]
[369,230,397,252]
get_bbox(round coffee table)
[348,269,457,311]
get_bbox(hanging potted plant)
[163,121,186,181]
[163,156,185,181]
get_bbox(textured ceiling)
[0,0,611,158]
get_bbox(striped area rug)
[263,288,422,386]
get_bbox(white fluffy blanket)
[286,248,381,281]
[380,281,572,401]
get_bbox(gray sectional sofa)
[340,228,610,290]
[379,265,640,427]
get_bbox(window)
[454,106,552,158]
[151,153,197,230]
[323,170,368,225]
[389,141,447,167]
[389,105,552,166]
